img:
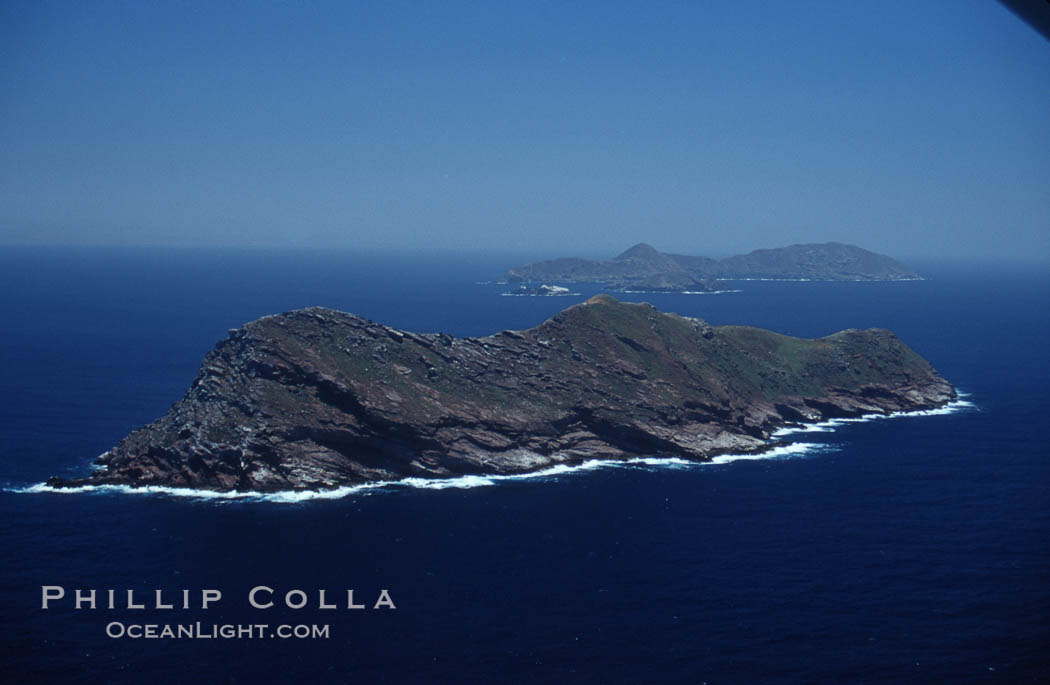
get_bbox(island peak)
[614,243,662,261]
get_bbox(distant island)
[505,242,921,288]
[48,296,953,493]
[503,284,578,297]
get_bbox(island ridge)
[506,242,920,288]
[47,295,953,492]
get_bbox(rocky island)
[506,242,921,286]
[47,296,954,493]
[503,284,577,296]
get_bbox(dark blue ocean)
[1,247,1047,684]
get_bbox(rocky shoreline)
[47,295,954,493]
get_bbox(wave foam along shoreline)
[10,394,974,504]
[769,394,975,438]
[9,445,823,503]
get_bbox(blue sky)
[1,1,1047,259]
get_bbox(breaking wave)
[9,394,973,504]
[10,445,824,504]
[770,394,976,437]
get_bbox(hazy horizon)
[2,1,1047,261]
[3,238,1048,266]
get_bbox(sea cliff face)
[48,296,954,492]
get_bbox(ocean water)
[0,246,1047,683]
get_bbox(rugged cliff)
[48,296,954,492]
